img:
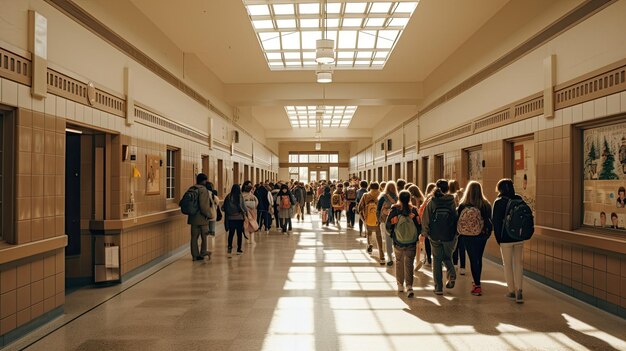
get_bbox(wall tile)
[30,280,43,305]
[582,101,594,121]
[55,97,66,117]
[0,290,16,319]
[44,95,56,117]
[594,97,607,118]
[1,78,18,106]
[607,93,621,115]
[17,83,31,110]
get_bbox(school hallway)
[8,214,626,351]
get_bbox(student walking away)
[378,181,399,267]
[180,173,214,261]
[345,181,358,228]
[407,185,425,272]
[357,182,385,265]
[449,180,467,275]
[316,186,332,226]
[305,184,314,215]
[386,190,421,298]
[293,182,306,221]
[355,180,369,237]
[418,183,436,266]
[396,179,407,194]
[271,184,281,230]
[277,184,296,234]
[456,181,493,296]
[421,179,458,295]
[332,184,346,227]
[254,182,273,233]
[222,184,248,258]
[493,178,534,303]
[242,183,259,245]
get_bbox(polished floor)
[14,214,626,351]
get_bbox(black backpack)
[502,197,534,241]
[428,197,457,241]
[179,186,200,216]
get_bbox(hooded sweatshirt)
[420,190,457,241]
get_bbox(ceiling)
[127,0,512,139]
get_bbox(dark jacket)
[377,193,398,222]
[294,186,306,206]
[222,193,247,221]
[457,203,493,239]
[317,188,332,210]
[355,188,367,205]
[421,191,457,241]
[255,186,270,211]
[493,195,524,244]
[385,205,420,247]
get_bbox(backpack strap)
[385,194,394,204]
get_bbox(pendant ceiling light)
[316,65,332,83]
[316,0,334,64]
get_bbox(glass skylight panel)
[284,106,358,128]
[299,3,319,14]
[243,1,420,70]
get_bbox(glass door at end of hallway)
[309,169,328,183]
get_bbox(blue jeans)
[430,237,458,291]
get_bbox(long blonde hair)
[380,181,398,199]
[459,181,490,210]
[407,185,425,207]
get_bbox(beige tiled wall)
[16,109,66,245]
[0,249,64,335]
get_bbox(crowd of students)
[182,174,534,303]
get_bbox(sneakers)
[471,285,482,296]
[459,268,466,276]
[516,289,524,304]
[434,289,443,295]
[505,292,516,300]
[227,248,232,258]
[445,276,456,289]
[193,256,204,261]
[236,250,243,255]
[379,258,386,266]
[386,261,393,267]
[397,284,404,292]
[366,245,373,254]
[406,289,414,298]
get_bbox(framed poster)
[146,155,161,195]
[582,122,626,231]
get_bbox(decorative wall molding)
[134,104,208,144]
[0,47,31,86]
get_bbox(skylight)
[243,1,419,71]
[285,106,357,128]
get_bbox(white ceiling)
[127,0,512,139]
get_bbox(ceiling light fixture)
[316,65,333,83]
[315,0,335,64]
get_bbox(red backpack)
[346,187,357,201]
[280,195,291,209]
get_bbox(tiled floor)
[16,214,626,350]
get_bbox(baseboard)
[0,307,63,348]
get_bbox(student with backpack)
[305,184,314,215]
[493,178,534,303]
[355,180,369,237]
[316,186,332,226]
[205,182,222,256]
[357,182,385,265]
[271,184,281,230]
[294,182,306,222]
[180,173,214,261]
[254,182,273,234]
[276,184,296,234]
[345,181,358,228]
[222,184,248,258]
[457,181,493,296]
[386,190,421,297]
[332,184,346,227]
[421,179,458,295]
[378,181,399,267]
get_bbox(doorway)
[387,165,392,181]
[421,157,429,189]
[233,162,240,185]
[65,133,81,256]
[309,171,317,182]
[377,167,383,181]
[394,163,401,181]
[244,164,249,182]
[407,161,414,183]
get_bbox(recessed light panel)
[285,106,358,128]
[243,1,420,71]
